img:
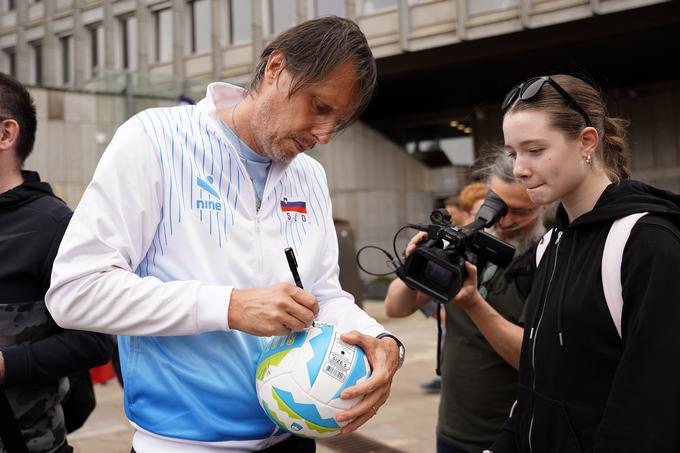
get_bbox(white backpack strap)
[601,212,648,339]
[535,228,554,268]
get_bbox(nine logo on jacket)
[196,175,222,211]
[281,197,309,223]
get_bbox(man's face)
[250,53,359,163]
[490,176,540,242]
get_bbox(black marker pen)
[284,248,325,328]
[285,247,303,289]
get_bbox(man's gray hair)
[475,146,548,253]
[474,146,517,184]
[245,16,377,132]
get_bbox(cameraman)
[384,152,545,453]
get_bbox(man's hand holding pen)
[228,248,318,336]
[228,283,319,336]
[280,248,402,433]
[229,248,402,431]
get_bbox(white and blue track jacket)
[46,83,385,452]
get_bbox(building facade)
[2,0,678,282]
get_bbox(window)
[228,0,251,44]
[268,0,296,36]
[59,35,74,85]
[88,23,105,78]
[153,8,173,63]
[467,0,519,16]
[5,0,16,12]
[1,48,16,77]
[30,41,43,85]
[316,0,345,17]
[187,0,211,54]
[361,0,397,14]
[118,15,138,70]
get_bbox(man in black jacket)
[0,73,114,452]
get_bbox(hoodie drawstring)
[530,230,560,341]
[555,230,577,347]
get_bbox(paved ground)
[68,300,441,453]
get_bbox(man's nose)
[314,132,331,145]
[498,214,513,228]
[311,121,337,145]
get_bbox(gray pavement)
[68,300,440,453]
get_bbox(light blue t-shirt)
[221,123,271,209]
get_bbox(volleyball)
[255,324,372,438]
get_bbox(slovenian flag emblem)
[280,197,307,214]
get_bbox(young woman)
[491,75,680,452]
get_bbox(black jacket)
[492,180,680,453]
[0,171,113,453]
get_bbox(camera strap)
[434,261,497,376]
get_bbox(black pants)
[131,436,315,453]
[259,436,315,452]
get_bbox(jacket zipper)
[237,157,265,285]
[254,216,264,286]
[528,230,563,453]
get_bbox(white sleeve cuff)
[196,285,233,332]
[363,325,389,337]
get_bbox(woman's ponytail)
[602,116,631,182]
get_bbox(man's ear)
[263,50,286,86]
[0,119,20,152]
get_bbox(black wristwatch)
[376,333,406,369]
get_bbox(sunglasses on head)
[501,76,593,127]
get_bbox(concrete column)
[591,0,602,14]
[14,0,28,82]
[136,0,149,74]
[456,0,467,40]
[296,0,307,23]
[73,6,85,88]
[345,0,356,20]
[398,0,410,52]
[211,0,224,81]
[43,0,58,87]
[103,1,115,68]
[305,0,315,19]
[252,0,264,62]
[173,0,186,84]
[520,0,531,28]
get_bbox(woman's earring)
[585,154,592,165]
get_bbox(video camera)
[396,191,516,303]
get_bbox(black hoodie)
[492,180,680,453]
[0,171,113,453]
